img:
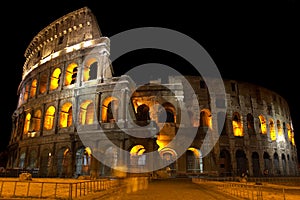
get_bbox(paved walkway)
[85,178,240,200]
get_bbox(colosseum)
[6,7,298,178]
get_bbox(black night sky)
[1,1,299,161]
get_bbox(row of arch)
[220,149,298,176]
[230,112,295,144]
[18,97,295,146]
[16,144,203,177]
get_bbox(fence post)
[54,183,57,198]
[0,181,3,197]
[13,181,17,197]
[40,182,44,198]
[26,182,31,197]
[69,183,72,200]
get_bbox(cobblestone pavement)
[85,178,241,200]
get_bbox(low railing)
[0,178,120,199]
[0,176,149,199]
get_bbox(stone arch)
[200,109,212,129]
[136,104,150,122]
[102,146,119,176]
[263,152,272,176]
[269,118,276,141]
[59,102,73,128]
[159,147,177,172]
[39,72,48,94]
[23,113,31,136]
[247,113,255,134]
[277,120,283,140]
[57,147,72,177]
[19,151,26,168]
[75,146,92,176]
[252,152,260,177]
[101,96,120,123]
[32,109,42,133]
[232,112,243,136]
[258,115,267,134]
[282,154,287,175]
[186,147,202,174]
[79,100,94,125]
[236,149,247,176]
[28,150,38,169]
[44,105,56,130]
[158,102,176,123]
[219,149,232,176]
[50,67,61,91]
[129,145,147,172]
[40,149,52,177]
[65,62,78,86]
[30,79,37,98]
[273,152,280,175]
[83,57,98,82]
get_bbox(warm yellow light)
[130,145,145,155]
[259,115,267,134]
[50,68,61,90]
[85,147,92,156]
[232,121,243,136]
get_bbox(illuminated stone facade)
[6,7,298,178]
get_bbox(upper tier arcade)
[22,7,103,80]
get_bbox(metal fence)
[0,178,121,199]
[0,176,149,199]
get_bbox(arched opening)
[263,152,271,176]
[75,147,92,176]
[158,102,176,123]
[79,100,94,125]
[50,68,61,91]
[30,79,37,98]
[259,115,267,134]
[136,104,150,123]
[219,149,232,176]
[83,58,98,81]
[200,109,212,130]
[101,97,119,123]
[57,148,72,177]
[32,110,42,133]
[40,150,52,177]
[282,154,287,175]
[19,152,26,168]
[159,148,177,174]
[273,153,280,175]
[252,152,260,177]
[102,146,118,176]
[287,154,294,175]
[186,147,202,174]
[130,145,146,172]
[236,150,247,176]
[28,150,37,169]
[269,119,276,141]
[39,72,48,94]
[247,113,255,134]
[65,63,78,86]
[232,112,243,136]
[59,102,72,128]
[23,113,31,137]
[44,106,56,130]
[277,120,284,140]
